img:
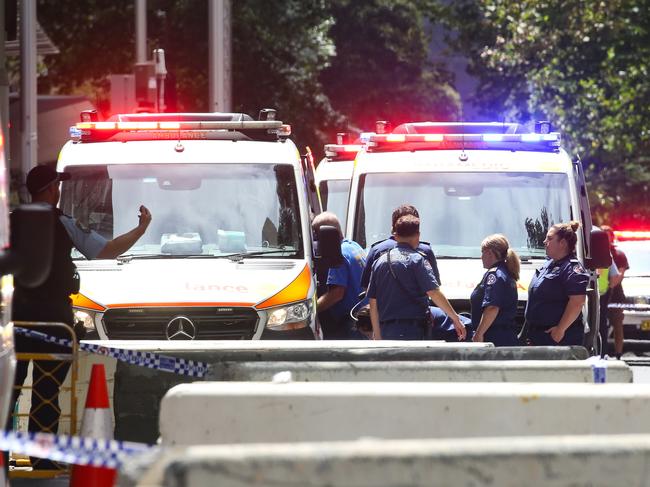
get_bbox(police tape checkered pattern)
[14,327,209,378]
[0,430,152,469]
[607,303,650,311]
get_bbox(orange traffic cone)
[70,364,116,487]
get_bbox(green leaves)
[446,0,650,224]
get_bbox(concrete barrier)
[102,341,587,443]
[160,382,650,445]
[84,340,595,362]
[118,435,650,487]
[208,359,632,383]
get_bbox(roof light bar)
[368,131,561,152]
[324,143,364,160]
[71,119,290,143]
[614,230,650,241]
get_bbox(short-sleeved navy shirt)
[470,262,517,329]
[361,237,440,290]
[525,254,589,327]
[367,243,439,322]
[326,239,366,320]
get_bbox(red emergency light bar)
[71,120,291,143]
[367,132,561,153]
[614,230,650,241]
[324,143,364,161]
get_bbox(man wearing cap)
[4,164,151,471]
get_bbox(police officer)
[367,214,465,340]
[5,165,151,470]
[471,234,520,346]
[312,211,366,339]
[360,204,440,290]
[524,221,589,346]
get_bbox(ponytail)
[505,248,520,281]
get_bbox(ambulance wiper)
[226,249,296,261]
[116,253,205,263]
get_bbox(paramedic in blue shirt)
[524,221,589,346]
[471,234,521,346]
[313,211,366,339]
[4,164,151,471]
[368,214,465,340]
[360,204,440,290]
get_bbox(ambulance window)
[319,179,350,230]
[354,171,571,258]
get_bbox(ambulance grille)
[102,307,259,340]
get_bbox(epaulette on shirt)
[370,239,387,248]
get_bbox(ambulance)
[57,111,336,341]
[346,121,610,347]
[315,133,363,229]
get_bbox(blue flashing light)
[522,134,542,142]
[483,134,503,142]
[542,133,559,141]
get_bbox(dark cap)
[26,165,70,195]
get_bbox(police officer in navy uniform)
[471,234,521,346]
[4,165,151,471]
[524,221,589,346]
[360,204,440,290]
[367,214,465,340]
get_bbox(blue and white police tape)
[608,303,650,310]
[0,429,152,469]
[14,327,209,378]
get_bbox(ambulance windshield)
[319,179,351,231]
[354,171,571,259]
[61,163,303,258]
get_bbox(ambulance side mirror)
[585,228,612,270]
[314,225,343,270]
[7,205,55,287]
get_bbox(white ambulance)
[57,111,335,341]
[347,121,610,347]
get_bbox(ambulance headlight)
[265,300,312,331]
[74,309,97,332]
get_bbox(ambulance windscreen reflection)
[353,172,571,259]
[60,163,303,259]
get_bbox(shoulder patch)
[423,259,433,271]
[573,263,585,274]
[486,274,497,285]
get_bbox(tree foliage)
[321,0,460,132]
[443,0,650,225]
[35,0,459,155]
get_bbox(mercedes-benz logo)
[165,316,197,340]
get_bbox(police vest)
[14,208,77,302]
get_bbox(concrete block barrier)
[104,342,586,443]
[208,359,632,383]
[125,435,650,487]
[160,381,650,445]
